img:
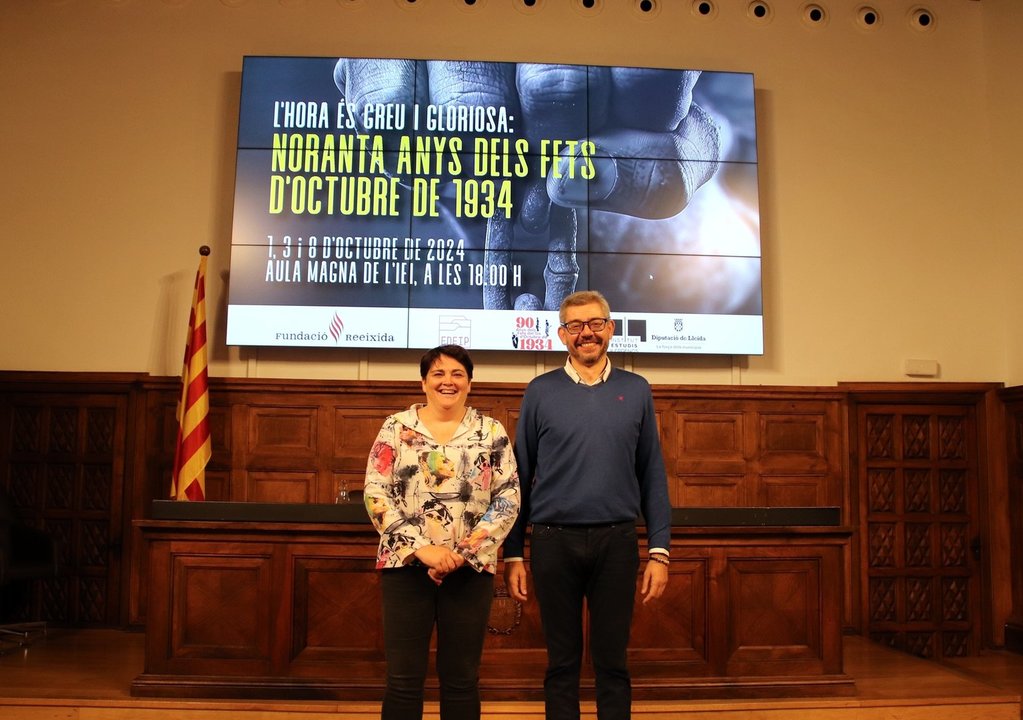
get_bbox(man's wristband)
[648,554,670,566]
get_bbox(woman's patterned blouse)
[364,404,520,573]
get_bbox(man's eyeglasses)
[560,318,610,335]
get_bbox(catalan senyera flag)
[171,247,212,501]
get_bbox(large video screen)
[226,56,763,354]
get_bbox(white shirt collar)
[563,357,611,385]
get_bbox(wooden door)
[857,404,980,658]
[1,394,127,626]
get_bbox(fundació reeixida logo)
[329,312,345,343]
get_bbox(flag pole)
[171,246,212,501]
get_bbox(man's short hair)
[559,290,611,323]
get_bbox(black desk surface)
[151,501,841,527]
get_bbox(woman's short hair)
[419,344,474,379]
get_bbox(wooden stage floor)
[0,628,1020,720]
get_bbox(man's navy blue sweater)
[504,367,671,558]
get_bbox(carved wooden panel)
[761,413,823,456]
[128,382,849,519]
[140,386,847,515]
[332,407,399,497]
[172,553,273,663]
[678,413,746,465]
[288,555,384,679]
[759,475,827,506]
[202,468,231,502]
[0,392,126,626]
[333,408,391,466]
[144,540,277,676]
[724,557,822,674]
[246,406,318,459]
[673,474,743,507]
[135,521,851,700]
[857,405,980,658]
[629,557,710,672]
[4,372,1010,658]
[244,470,317,503]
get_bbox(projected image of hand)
[333,58,519,155]
[517,64,721,224]
[498,65,724,311]
[332,59,723,311]
[334,58,535,309]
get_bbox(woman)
[364,344,520,720]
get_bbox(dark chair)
[0,487,59,653]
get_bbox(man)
[503,290,671,720]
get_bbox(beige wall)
[1,0,1018,386]
[984,0,1023,385]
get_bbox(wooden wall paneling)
[145,538,278,676]
[631,531,849,695]
[127,378,175,627]
[674,474,745,507]
[172,551,275,667]
[723,555,824,675]
[134,519,852,700]
[203,405,232,501]
[721,537,846,681]
[840,394,859,633]
[135,520,396,698]
[244,471,317,504]
[628,555,711,675]
[978,388,1012,649]
[755,407,833,507]
[501,404,522,446]
[672,409,746,506]
[132,377,231,505]
[333,406,404,501]
[7,372,1018,660]
[202,467,232,502]
[286,541,384,680]
[0,381,130,627]
[240,403,319,504]
[759,475,828,507]
[1000,388,1023,652]
[669,394,843,510]
[477,577,548,694]
[246,406,318,456]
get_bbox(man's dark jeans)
[530,522,640,720]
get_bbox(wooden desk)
[132,504,854,700]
